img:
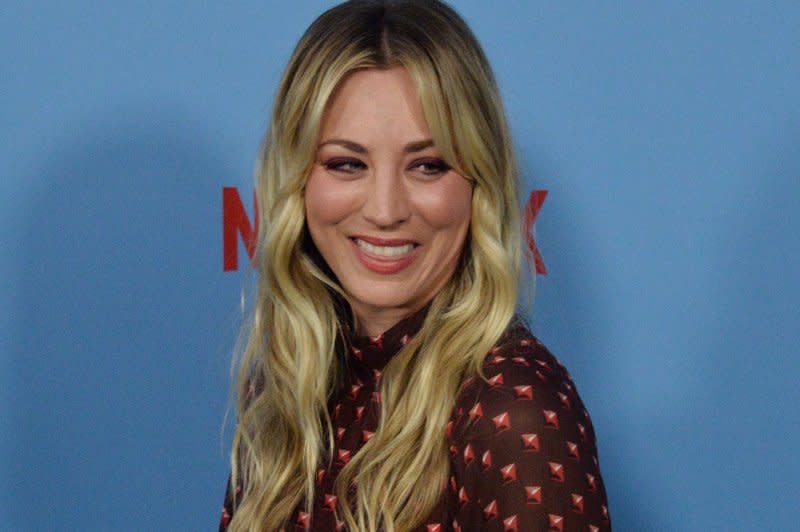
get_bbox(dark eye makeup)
[414,158,451,175]
[322,157,450,176]
[323,158,366,173]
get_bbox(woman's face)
[305,66,473,336]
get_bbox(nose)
[361,165,411,228]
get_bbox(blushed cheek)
[417,179,473,229]
[304,170,358,226]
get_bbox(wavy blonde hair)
[229,1,527,530]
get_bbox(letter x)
[524,190,547,275]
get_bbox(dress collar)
[338,299,432,371]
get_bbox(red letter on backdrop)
[222,187,544,274]
[524,190,548,275]
[223,187,259,271]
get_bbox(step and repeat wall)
[2,2,799,529]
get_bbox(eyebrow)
[317,138,435,154]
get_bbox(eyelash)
[323,158,450,176]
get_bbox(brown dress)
[220,303,611,531]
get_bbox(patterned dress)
[220,304,611,531]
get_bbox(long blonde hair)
[229,1,525,530]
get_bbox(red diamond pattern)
[469,402,483,420]
[488,372,504,387]
[369,334,383,350]
[503,515,519,532]
[548,514,564,531]
[323,494,337,511]
[586,473,597,492]
[481,449,493,470]
[500,463,517,483]
[566,441,580,460]
[337,449,350,465]
[490,355,507,365]
[463,443,475,464]
[348,383,362,400]
[483,500,498,520]
[571,493,584,514]
[543,409,559,429]
[296,511,310,529]
[512,356,530,367]
[219,310,611,532]
[492,412,511,432]
[514,385,533,400]
[558,392,571,409]
[521,433,540,452]
[525,486,542,504]
[458,486,469,506]
[549,462,565,482]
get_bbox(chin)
[346,282,419,312]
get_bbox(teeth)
[355,239,414,257]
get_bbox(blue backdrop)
[2,1,799,530]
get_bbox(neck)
[353,306,413,337]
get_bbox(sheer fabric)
[220,305,611,531]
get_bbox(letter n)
[223,187,259,271]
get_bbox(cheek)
[304,170,357,230]
[416,178,473,232]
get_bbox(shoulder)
[452,318,595,444]
[444,318,611,530]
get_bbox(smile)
[349,237,420,274]
[354,239,415,257]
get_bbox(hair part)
[228,1,527,530]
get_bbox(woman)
[221,0,611,530]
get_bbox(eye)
[412,158,451,176]
[323,158,365,174]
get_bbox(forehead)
[320,66,430,140]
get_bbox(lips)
[353,238,415,257]
[351,235,418,247]
[349,236,420,274]
[350,235,418,258]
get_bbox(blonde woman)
[220,1,610,530]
